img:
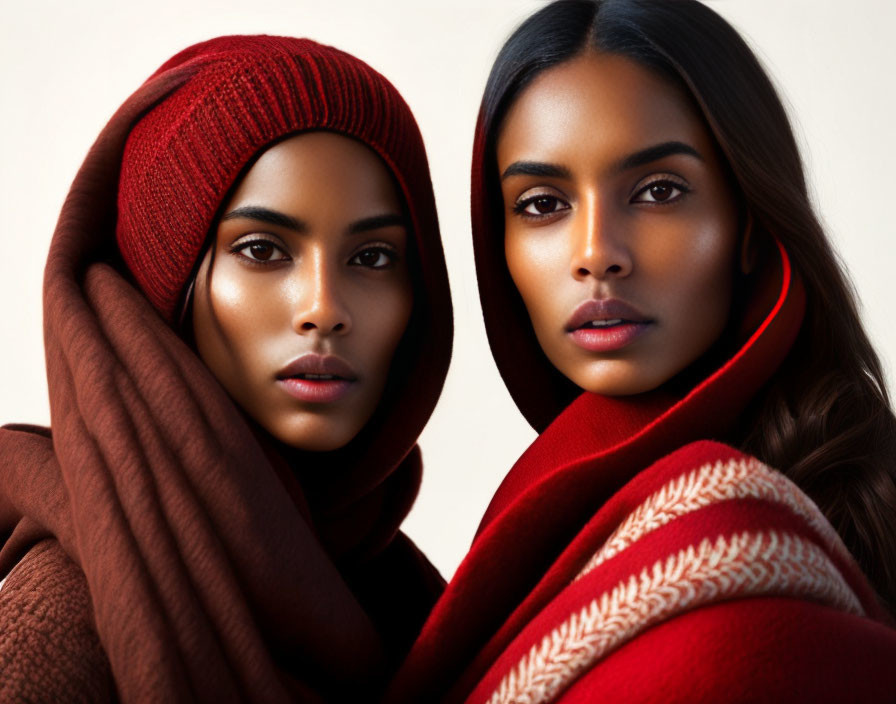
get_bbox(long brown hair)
[476,0,896,615]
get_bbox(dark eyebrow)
[348,213,407,234]
[615,141,703,172]
[221,206,306,232]
[500,142,703,183]
[501,161,572,181]
[220,207,405,236]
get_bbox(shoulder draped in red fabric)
[385,120,896,702]
[0,35,452,703]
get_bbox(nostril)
[297,319,347,333]
[606,264,623,274]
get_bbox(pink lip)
[278,377,353,403]
[565,298,653,353]
[276,353,357,404]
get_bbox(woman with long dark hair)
[387,1,896,701]
[0,35,452,702]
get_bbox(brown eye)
[249,243,274,260]
[350,247,396,269]
[232,238,288,263]
[649,184,673,201]
[532,197,557,213]
[515,193,570,218]
[632,178,689,204]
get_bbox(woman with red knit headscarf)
[387,2,896,702]
[0,36,452,702]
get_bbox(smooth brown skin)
[498,52,741,396]
[192,132,413,451]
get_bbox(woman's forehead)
[224,132,403,221]
[497,52,712,171]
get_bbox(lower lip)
[278,378,354,403]
[569,323,650,352]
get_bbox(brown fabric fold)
[1,36,452,703]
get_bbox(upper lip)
[277,353,358,381]
[565,298,652,331]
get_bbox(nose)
[569,197,632,280]
[292,249,352,336]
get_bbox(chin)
[567,360,667,397]
[267,415,365,453]
[578,379,659,397]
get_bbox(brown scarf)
[0,40,452,703]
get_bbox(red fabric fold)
[386,241,896,703]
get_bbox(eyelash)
[230,237,288,264]
[630,176,691,205]
[511,175,692,221]
[229,237,400,269]
[512,193,570,220]
[349,244,401,270]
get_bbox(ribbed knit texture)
[117,36,428,322]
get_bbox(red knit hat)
[113,35,452,557]
[116,35,434,323]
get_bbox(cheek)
[215,276,289,328]
[505,227,569,326]
[208,268,253,311]
[650,218,738,342]
[687,217,738,302]
[196,263,290,379]
[353,278,414,370]
[212,277,272,342]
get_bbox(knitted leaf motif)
[575,456,850,580]
[485,529,862,704]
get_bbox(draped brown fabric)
[0,36,452,703]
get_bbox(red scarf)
[387,241,896,702]
[0,37,452,703]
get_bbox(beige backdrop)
[1,0,894,578]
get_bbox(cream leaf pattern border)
[576,457,852,580]
[483,457,864,704]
